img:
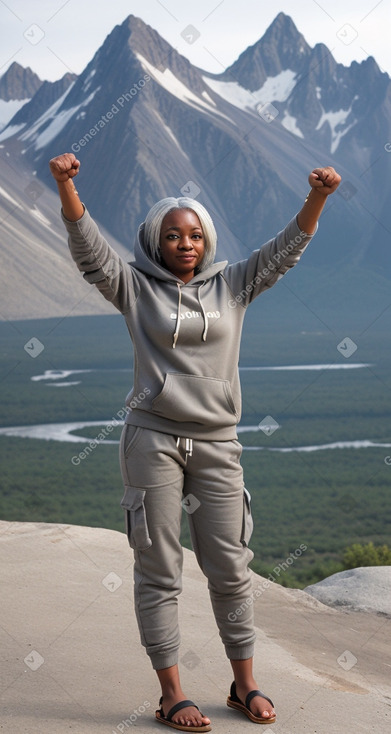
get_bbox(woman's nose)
[178,238,193,249]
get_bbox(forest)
[1,311,390,587]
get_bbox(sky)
[0,0,389,83]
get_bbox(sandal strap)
[245,689,274,710]
[166,699,199,722]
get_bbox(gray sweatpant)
[119,425,256,670]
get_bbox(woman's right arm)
[49,152,84,221]
[49,152,138,314]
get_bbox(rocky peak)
[221,12,310,91]
[0,61,42,100]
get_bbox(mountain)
[220,12,312,89]
[0,61,42,100]
[1,13,391,326]
[0,62,42,130]
[6,73,77,132]
[0,153,129,320]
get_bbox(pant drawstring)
[176,436,193,459]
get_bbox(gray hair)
[143,197,217,271]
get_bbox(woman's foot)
[159,691,211,728]
[230,658,276,722]
[234,680,275,720]
[156,664,211,729]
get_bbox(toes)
[173,709,208,727]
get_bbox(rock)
[305,566,391,616]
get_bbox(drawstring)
[171,280,208,348]
[172,282,182,349]
[197,282,208,342]
[176,436,193,459]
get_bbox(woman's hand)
[49,153,80,182]
[308,166,341,196]
[297,165,341,233]
[49,153,84,222]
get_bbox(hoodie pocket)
[241,487,254,547]
[120,486,152,551]
[151,372,238,426]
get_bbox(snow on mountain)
[315,104,357,154]
[0,72,77,143]
[0,98,30,131]
[0,82,102,149]
[0,62,42,131]
[0,123,25,141]
[136,53,232,123]
[280,113,304,138]
[203,69,297,112]
[21,85,100,151]
[0,185,23,209]
[0,13,391,324]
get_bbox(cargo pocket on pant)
[241,487,253,547]
[120,486,152,550]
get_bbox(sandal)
[155,697,212,732]
[227,681,276,724]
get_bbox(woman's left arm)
[297,166,341,234]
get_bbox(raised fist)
[309,166,341,195]
[49,153,80,182]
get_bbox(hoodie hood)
[132,222,228,347]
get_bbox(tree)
[343,542,391,569]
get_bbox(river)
[1,362,382,452]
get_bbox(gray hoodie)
[63,208,316,440]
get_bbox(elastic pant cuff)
[150,649,179,671]
[225,643,255,661]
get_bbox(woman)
[49,153,340,732]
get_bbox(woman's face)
[159,208,205,283]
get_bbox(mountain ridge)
[0,12,390,325]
